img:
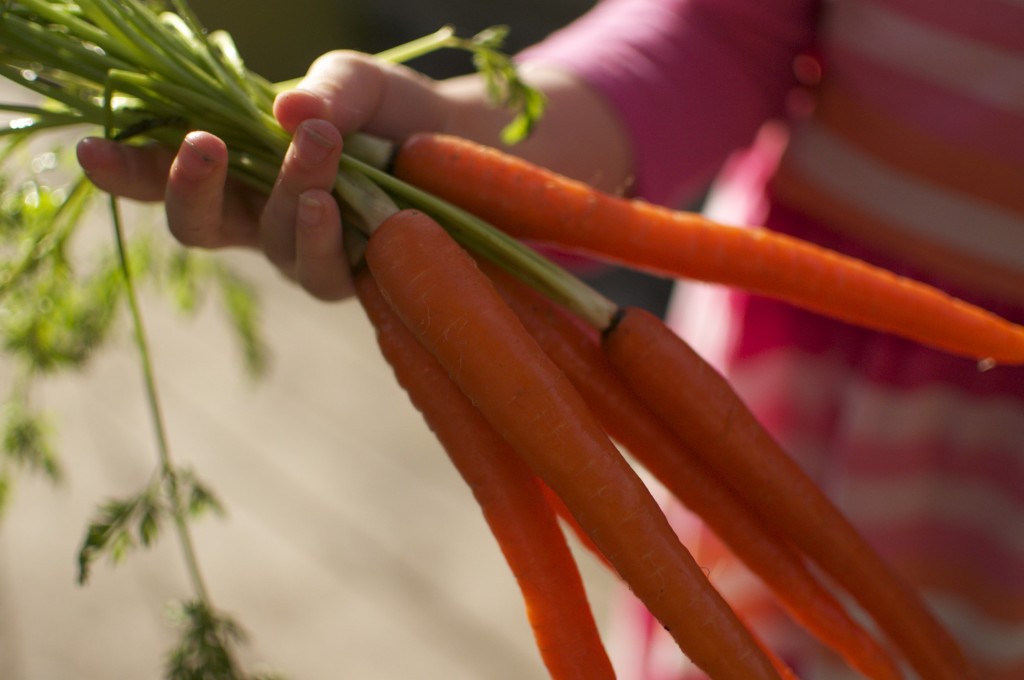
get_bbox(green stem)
[75,0,166,75]
[119,2,223,96]
[374,25,458,63]
[7,0,129,61]
[341,133,395,171]
[155,9,266,120]
[339,154,619,330]
[334,168,400,232]
[104,69,284,151]
[0,103,80,118]
[273,24,457,93]
[3,1,586,320]
[0,115,87,137]
[0,65,107,124]
[107,195,214,608]
[0,12,126,83]
[207,30,276,112]
[98,68,220,617]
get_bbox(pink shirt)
[520,0,818,207]
[520,0,1024,301]
[520,4,1024,677]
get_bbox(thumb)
[273,50,445,141]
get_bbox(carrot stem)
[341,153,618,329]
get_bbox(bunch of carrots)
[6,1,1024,677]
[358,134,1014,680]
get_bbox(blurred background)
[0,1,675,679]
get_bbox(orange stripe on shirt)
[769,162,1024,304]
[815,83,1024,216]
[826,0,1024,116]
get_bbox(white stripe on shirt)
[783,122,1024,272]
[827,0,1024,114]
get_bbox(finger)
[272,87,330,135]
[259,119,343,272]
[275,50,443,140]
[164,131,253,249]
[294,188,352,300]
[76,137,174,202]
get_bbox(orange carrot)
[392,132,1024,365]
[602,306,977,680]
[354,268,613,680]
[536,479,614,572]
[488,267,903,680]
[365,208,785,680]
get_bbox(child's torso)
[771,0,1024,302]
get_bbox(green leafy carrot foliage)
[165,600,284,680]
[76,465,225,585]
[0,3,566,678]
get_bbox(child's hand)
[76,51,445,301]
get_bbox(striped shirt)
[773,0,1024,303]
[523,1,1024,677]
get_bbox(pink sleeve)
[518,0,820,206]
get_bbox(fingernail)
[179,133,215,178]
[296,122,337,165]
[182,132,214,163]
[75,137,102,179]
[297,193,323,228]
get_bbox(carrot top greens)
[0,2,593,677]
[0,0,616,323]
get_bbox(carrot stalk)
[602,306,976,680]
[354,268,614,680]
[365,208,785,680]
[489,267,904,680]
[392,132,1024,365]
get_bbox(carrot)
[392,132,1024,365]
[602,306,977,680]
[365,208,785,680]
[354,268,613,680]
[488,266,903,680]
[536,479,614,572]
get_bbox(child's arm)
[75,51,632,300]
[434,64,633,193]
